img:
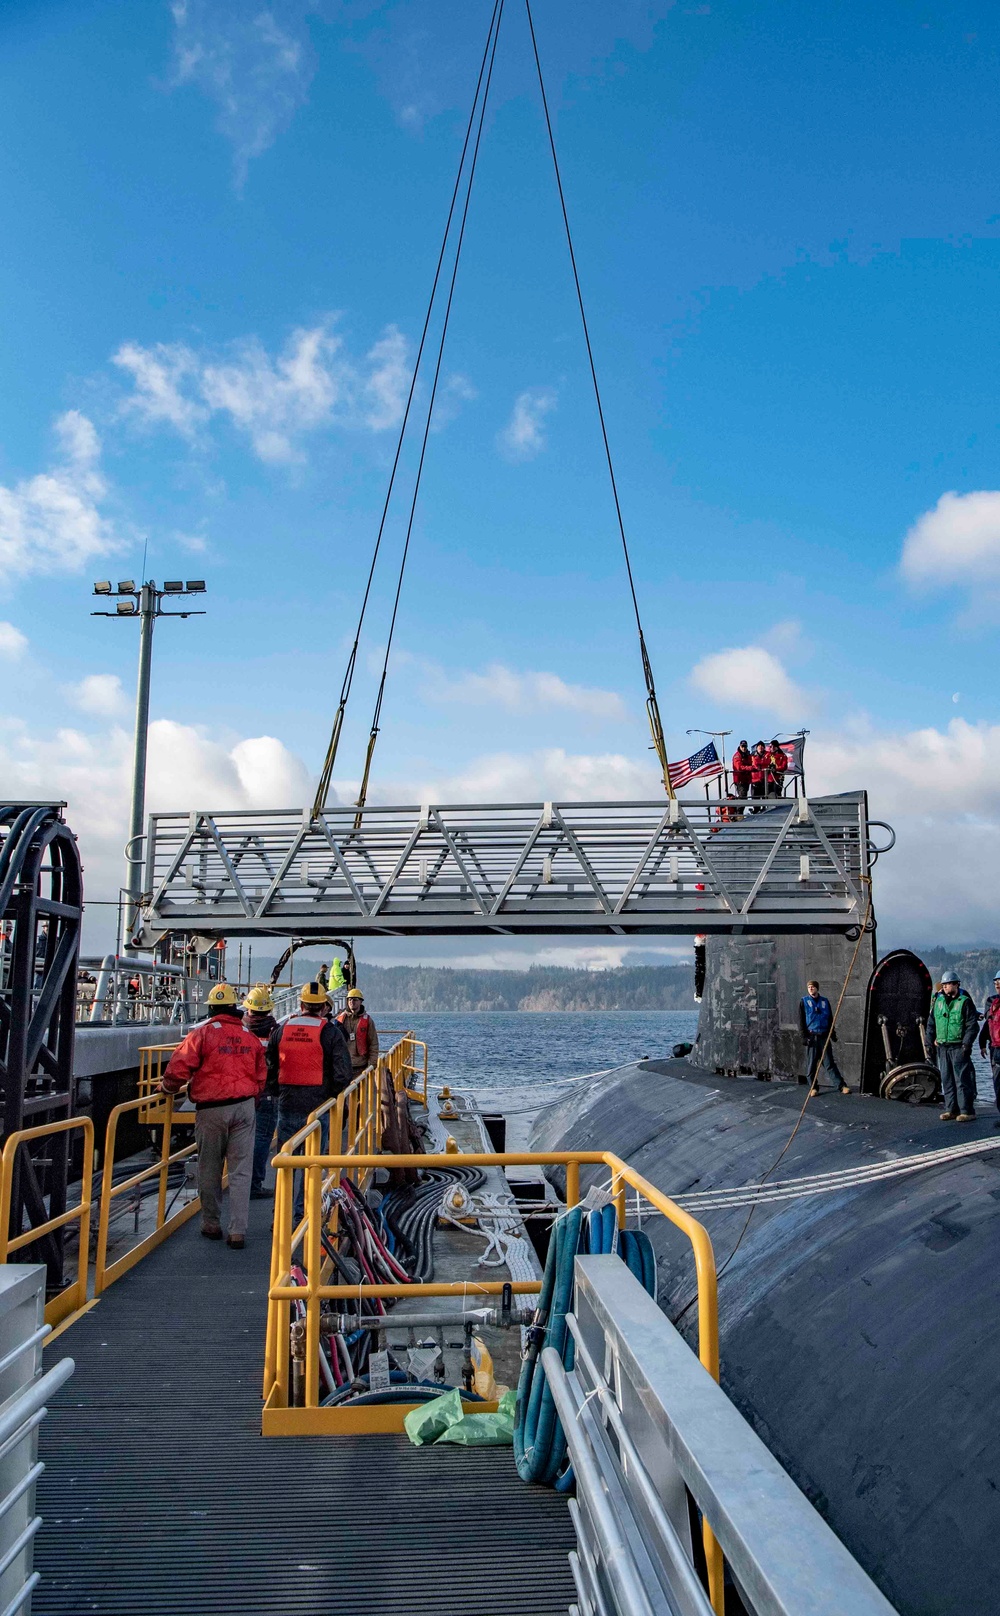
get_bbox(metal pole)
[124,584,156,955]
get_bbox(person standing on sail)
[731,740,753,804]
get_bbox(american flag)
[668,741,724,790]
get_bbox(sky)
[2,0,1000,963]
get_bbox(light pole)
[92,577,207,954]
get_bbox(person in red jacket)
[161,982,266,1248]
[731,740,753,805]
[749,741,769,805]
[766,740,789,798]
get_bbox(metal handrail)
[0,1118,95,1329]
[261,1034,421,1402]
[93,1094,200,1294]
[264,1142,719,1402]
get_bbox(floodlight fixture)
[117,580,136,595]
[185,580,206,593]
[163,581,183,593]
[116,599,137,616]
[93,580,112,596]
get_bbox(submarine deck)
[32,1195,574,1616]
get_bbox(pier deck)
[34,1197,573,1616]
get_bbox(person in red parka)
[731,740,753,804]
[766,740,789,798]
[161,983,266,1248]
[749,741,769,805]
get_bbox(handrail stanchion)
[566,1158,580,1208]
[0,1117,95,1328]
[304,1143,323,1409]
[156,1095,174,1227]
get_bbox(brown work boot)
[939,1111,957,1122]
[226,1234,246,1249]
[201,1223,223,1240]
[956,1112,976,1123]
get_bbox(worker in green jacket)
[927,971,979,1122]
[328,957,345,991]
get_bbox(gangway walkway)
[139,793,877,941]
[32,1198,574,1616]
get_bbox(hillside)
[352,963,696,1013]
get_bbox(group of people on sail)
[730,739,788,802]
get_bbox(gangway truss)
[139,792,875,941]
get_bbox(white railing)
[139,795,875,940]
[554,1257,896,1616]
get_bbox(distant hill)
[228,947,1000,1013]
[350,963,696,1013]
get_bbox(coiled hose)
[381,1167,485,1281]
[514,1207,656,1490]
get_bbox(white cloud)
[0,623,27,659]
[362,325,410,431]
[169,0,317,187]
[901,490,1000,583]
[410,746,659,803]
[114,320,412,463]
[200,324,342,462]
[0,711,310,947]
[68,674,128,718]
[812,716,1000,942]
[418,660,627,722]
[498,387,558,461]
[113,341,205,436]
[689,644,806,720]
[0,412,115,578]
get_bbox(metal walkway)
[139,793,875,941]
[33,1199,574,1616]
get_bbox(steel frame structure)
[140,793,873,941]
[0,804,83,1290]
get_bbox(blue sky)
[2,0,1000,958]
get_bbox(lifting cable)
[524,0,674,798]
[350,0,506,827]
[310,0,504,821]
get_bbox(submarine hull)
[532,1058,999,1616]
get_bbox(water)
[382,1009,699,1121]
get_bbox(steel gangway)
[138,792,881,943]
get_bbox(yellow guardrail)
[262,1033,424,1403]
[94,1093,201,1294]
[263,1131,722,1609]
[138,1043,184,1122]
[0,1116,95,1330]
[381,1033,428,1106]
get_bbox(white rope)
[672,1135,1000,1213]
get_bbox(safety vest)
[338,1011,370,1061]
[278,1015,325,1086]
[987,994,1000,1049]
[932,991,971,1044]
[802,994,832,1035]
[329,959,345,989]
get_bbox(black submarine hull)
[532,1058,998,1616]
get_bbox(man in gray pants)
[927,970,980,1122]
[162,983,267,1247]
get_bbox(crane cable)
[310,0,504,821]
[523,0,674,798]
[350,0,506,827]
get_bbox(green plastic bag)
[403,1386,464,1446]
[434,1387,517,1447]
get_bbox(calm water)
[382,1010,699,1111]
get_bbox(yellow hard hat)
[347,987,363,1001]
[300,980,331,1006]
[206,983,239,1008]
[243,984,274,1013]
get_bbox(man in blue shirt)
[799,979,850,1096]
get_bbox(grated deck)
[33,1197,573,1615]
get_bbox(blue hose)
[514,1207,657,1491]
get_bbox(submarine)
[532,927,998,1616]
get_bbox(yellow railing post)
[566,1159,580,1208]
[0,1116,95,1328]
[304,1150,323,1409]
